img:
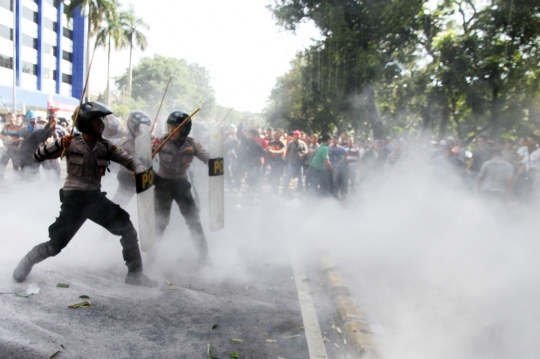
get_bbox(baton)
[152,108,200,158]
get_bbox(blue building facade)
[0,0,86,116]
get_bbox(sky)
[89,0,322,113]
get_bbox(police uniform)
[13,102,155,287]
[153,122,210,264]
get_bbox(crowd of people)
[1,110,539,205]
[222,124,540,204]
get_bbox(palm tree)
[96,4,128,105]
[65,0,116,101]
[122,5,149,98]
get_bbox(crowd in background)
[223,124,540,204]
[2,110,539,205]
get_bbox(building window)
[62,50,73,62]
[44,18,57,33]
[0,54,13,69]
[22,61,37,75]
[23,7,38,23]
[62,73,72,84]
[63,27,73,40]
[22,34,38,50]
[0,0,13,11]
[0,24,12,41]
[43,43,57,57]
[44,0,55,5]
[43,67,52,79]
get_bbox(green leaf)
[230,353,239,358]
[57,283,70,288]
[79,295,90,299]
[230,338,243,343]
[211,324,218,330]
[165,280,172,286]
[15,292,28,298]
[68,301,94,309]
[50,350,60,358]
[60,344,65,349]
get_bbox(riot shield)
[209,127,224,231]
[135,129,156,251]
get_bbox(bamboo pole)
[60,44,98,159]
[150,76,172,135]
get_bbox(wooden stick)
[150,76,172,135]
[60,44,98,159]
[152,108,200,158]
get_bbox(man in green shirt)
[306,134,336,195]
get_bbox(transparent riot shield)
[135,127,156,252]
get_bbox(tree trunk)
[421,103,432,137]
[439,103,450,139]
[106,35,111,106]
[127,34,133,98]
[489,85,500,140]
[366,86,385,139]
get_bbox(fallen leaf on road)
[168,287,178,291]
[15,292,28,298]
[261,332,269,336]
[334,343,340,348]
[207,343,219,359]
[79,295,90,299]
[302,278,313,283]
[336,327,343,334]
[57,283,69,288]
[50,350,60,358]
[322,337,329,342]
[284,335,300,339]
[265,339,277,343]
[60,344,65,349]
[331,324,336,329]
[68,301,94,309]
[230,338,243,343]
[211,324,218,330]
[165,280,172,286]
[230,353,239,358]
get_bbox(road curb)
[319,250,378,358]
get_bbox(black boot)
[125,272,158,287]
[13,243,50,283]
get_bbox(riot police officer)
[113,111,152,207]
[153,110,210,266]
[13,102,157,287]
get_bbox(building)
[0,0,86,120]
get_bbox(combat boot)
[13,243,50,282]
[125,272,158,287]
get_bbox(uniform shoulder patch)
[112,145,122,153]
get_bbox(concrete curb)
[319,250,378,358]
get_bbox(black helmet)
[166,110,192,137]
[75,102,112,137]
[127,111,151,136]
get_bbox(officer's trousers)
[29,190,143,272]
[113,171,136,208]
[154,175,208,259]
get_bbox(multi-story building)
[0,0,86,120]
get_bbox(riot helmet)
[127,111,151,137]
[166,110,192,137]
[74,102,113,138]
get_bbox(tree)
[96,2,128,105]
[115,55,216,117]
[65,0,116,101]
[122,5,149,98]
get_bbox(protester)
[0,112,21,182]
[477,148,513,203]
[306,134,336,195]
[283,130,307,193]
[343,137,360,193]
[327,135,347,198]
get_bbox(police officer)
[113,111,151,207]
[153,110,210,266]
[13,102,157,287]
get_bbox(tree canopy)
[265,0,540,142]
[115,55,216,117]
